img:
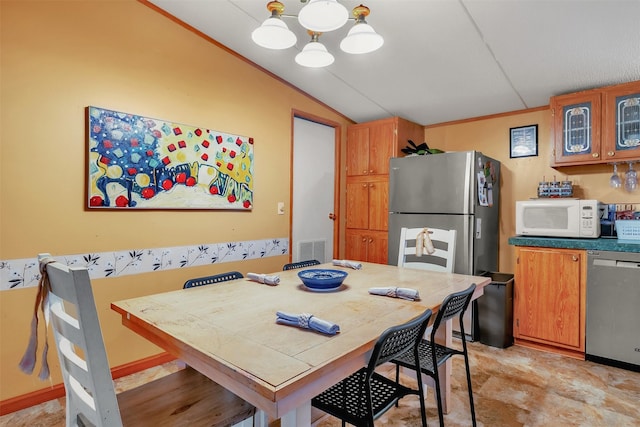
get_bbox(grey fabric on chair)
[27,254,255,427]
[392,284,477,427]
[183,271,243,288]
[312,308,432,427]
[282,259,321,270]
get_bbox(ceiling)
[147,0,640,126]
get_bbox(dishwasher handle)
[592,259,640,269]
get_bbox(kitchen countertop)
[508,236,640,253]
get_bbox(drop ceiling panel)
[146,0,640,125]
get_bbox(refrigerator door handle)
[463,152,472,213]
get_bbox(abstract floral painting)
[87,106,254,209]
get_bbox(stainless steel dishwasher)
[586,250,640,372]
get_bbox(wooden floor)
[2,341,639,427]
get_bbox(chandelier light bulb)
[295,39,335,68]
[340,22,384,54]
[298,0,349,32]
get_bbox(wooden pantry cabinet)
[513,246,586,359]
[345,117,423,264]
[551,80,640,166]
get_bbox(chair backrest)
[367,308,432,373]
[39,253,124,427]
[282,259,321,270]
[430,283,476,340]
[183,271,243,289]
[397,227,457,273]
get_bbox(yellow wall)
[425,108,638,274]
[0,0,352,401]
[2,0,638,408]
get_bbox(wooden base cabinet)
[513,246,586,359]
[345,230,388,264]
[344,117,423,264]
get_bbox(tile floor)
[2,341,639,427]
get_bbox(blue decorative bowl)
[297,269,348,291]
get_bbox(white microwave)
[515,199,601,238]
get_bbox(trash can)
[477,272,514,348]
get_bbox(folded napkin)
[415,228,435,256]
[276,311,340,335]
[369,287,420,301]
[332,259,362,269]
[247,272,280,286]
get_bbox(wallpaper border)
[0,237,288,291]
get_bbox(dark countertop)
[508,236,640,253]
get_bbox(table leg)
[260,401,312,427]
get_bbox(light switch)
[277,202,285,215]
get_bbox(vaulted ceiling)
[147,0,640,126]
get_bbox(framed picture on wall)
[509,124,538,158]
[87,106,254,210]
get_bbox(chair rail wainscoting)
[4,341,639,426]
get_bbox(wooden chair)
[39,254,255,427]
[282,259,321,270]
[392,284,477,427]
[312,308,432,427]
[183,271,243,289]
[397,227,457,273]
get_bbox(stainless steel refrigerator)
[388,151,501,341]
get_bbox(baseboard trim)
[0,352,175,416]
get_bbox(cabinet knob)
[608,151,615,156]
[572,255,578,262]
[369,169,374,174]
[592,153,599,158]
[368,238,373,243]
[361,238,367,242]
[362,184,367,188]
[363,170,368,174]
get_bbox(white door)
[292,117,336,263]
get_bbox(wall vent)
[297,240,326,263]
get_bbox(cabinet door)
[345,229,368,262]
[552,92,602,166]
[368,120,396,175]
[346,181,369,229]
[602,81,640,162]
[514,247,584,351]
[346,126,370,177]
[367,232,388,264]
[367,178,388,232]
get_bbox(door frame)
[289,109,342,262]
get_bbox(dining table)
[111,261,490,427]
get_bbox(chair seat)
[118,367,255,426]
[312,368,422,426]
[391,340,463,374]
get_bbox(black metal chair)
[392,284,477,427]
[282,259,321,270]
[183,271,243,289]
[312,308,432,427]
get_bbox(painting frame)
[87,106,254,210]
[509,124,538,158]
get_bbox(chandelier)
[251,0,384,68]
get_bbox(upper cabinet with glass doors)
[551,80,640,166]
